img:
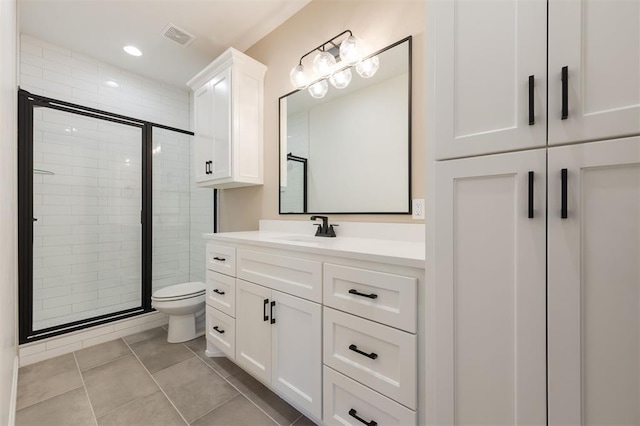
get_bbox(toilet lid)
[152,282,206,300]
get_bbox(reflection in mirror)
[279,37,411,214]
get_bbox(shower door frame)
[17,89,195,344]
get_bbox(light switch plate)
[412,199,425,219]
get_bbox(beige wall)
[0,0,18,421]
[220,0,426,231]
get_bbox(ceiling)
[19,0,311,88]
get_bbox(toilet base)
[167,314,198,343]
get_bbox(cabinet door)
[548,137,640,425]
[193,83,214,183]
[235,279,271,383]
[431,0,547,160]
[433,149,546,424]
[548,0,640,145]
[271,291,322,420]
[210,68,232,181]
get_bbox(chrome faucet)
[310,215,338,237]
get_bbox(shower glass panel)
[152,128,190,293]
[32,106,142,331]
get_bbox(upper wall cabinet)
[188,48,267,188]
[548,0,640,146]
[432,0,640,160]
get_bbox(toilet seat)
[152,282,206,301]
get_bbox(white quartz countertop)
[203,230,425,269]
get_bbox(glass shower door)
[31,105,143,332]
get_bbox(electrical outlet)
[412,199,425,219]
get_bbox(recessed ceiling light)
[104,80,120,88]
[123,45,142,56]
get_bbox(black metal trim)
[142,124,153,311]
[270,301,276,324]
[278,36,413,215]
[19,89,193,135]
[263,299,269,321]
[18,90,34,343]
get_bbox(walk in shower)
[18,90,214,343]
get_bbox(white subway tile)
[20,342,83,367]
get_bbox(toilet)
[151,282,206,343]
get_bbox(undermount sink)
[271,235,333,245]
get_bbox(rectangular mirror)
[279,36,411,214]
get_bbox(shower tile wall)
[21,35,213,331]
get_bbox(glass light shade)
[312,51,336,78]
[308,80,329,98]
[289,64,308,89]
[339,35,362,65]
[329,68,352,89]
[356,55,380,78]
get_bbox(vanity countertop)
[203,230,425,269]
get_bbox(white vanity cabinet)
[204,230,424,425]
[187,48,266,189]
[432,0,640,160]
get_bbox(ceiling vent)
[162,23,196,47]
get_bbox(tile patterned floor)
[15,327,316,426]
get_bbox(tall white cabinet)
[187,48,266,189]
[429,0,640,425]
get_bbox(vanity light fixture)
[289,30,379,98]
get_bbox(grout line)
[181,341,284,426]
[290,414,304,426]
[187,393,243,424]
[121,337,190,426]
[72,351,99,426]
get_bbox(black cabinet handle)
[270,301,276,324]
[528,75,535,125]
[561,168,568,219]
[213,289,225,295]
[213,326,225,334]
[349,344,378,360]
[528,171,534,219]
[213,257,226,262]
[348,409,377,426]
[263,299,269,321]
[348,289,378,299]
[561,66,568,120]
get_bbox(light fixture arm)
[297,30,353,65]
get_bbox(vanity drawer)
[206,244,236,276]
[206,271,236,318]
[323,263,417,333]
[206,305,235,360]
[323,366,416,426]
[237,249,322,303]
[323,307,417,409]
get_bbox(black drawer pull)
[213,257,226,262]
[528,75,535,125]
[213,326,225,334]
[349,344,378,360]
[270,301,276,324]
[348,289,378,299]
[561,66,568,120]
[528,171,534,219]
[349,409,377,426]
[213,289,225,295]
[561,168,568,219]
[263,299,269,321]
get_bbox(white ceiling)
[19,0,311,88]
